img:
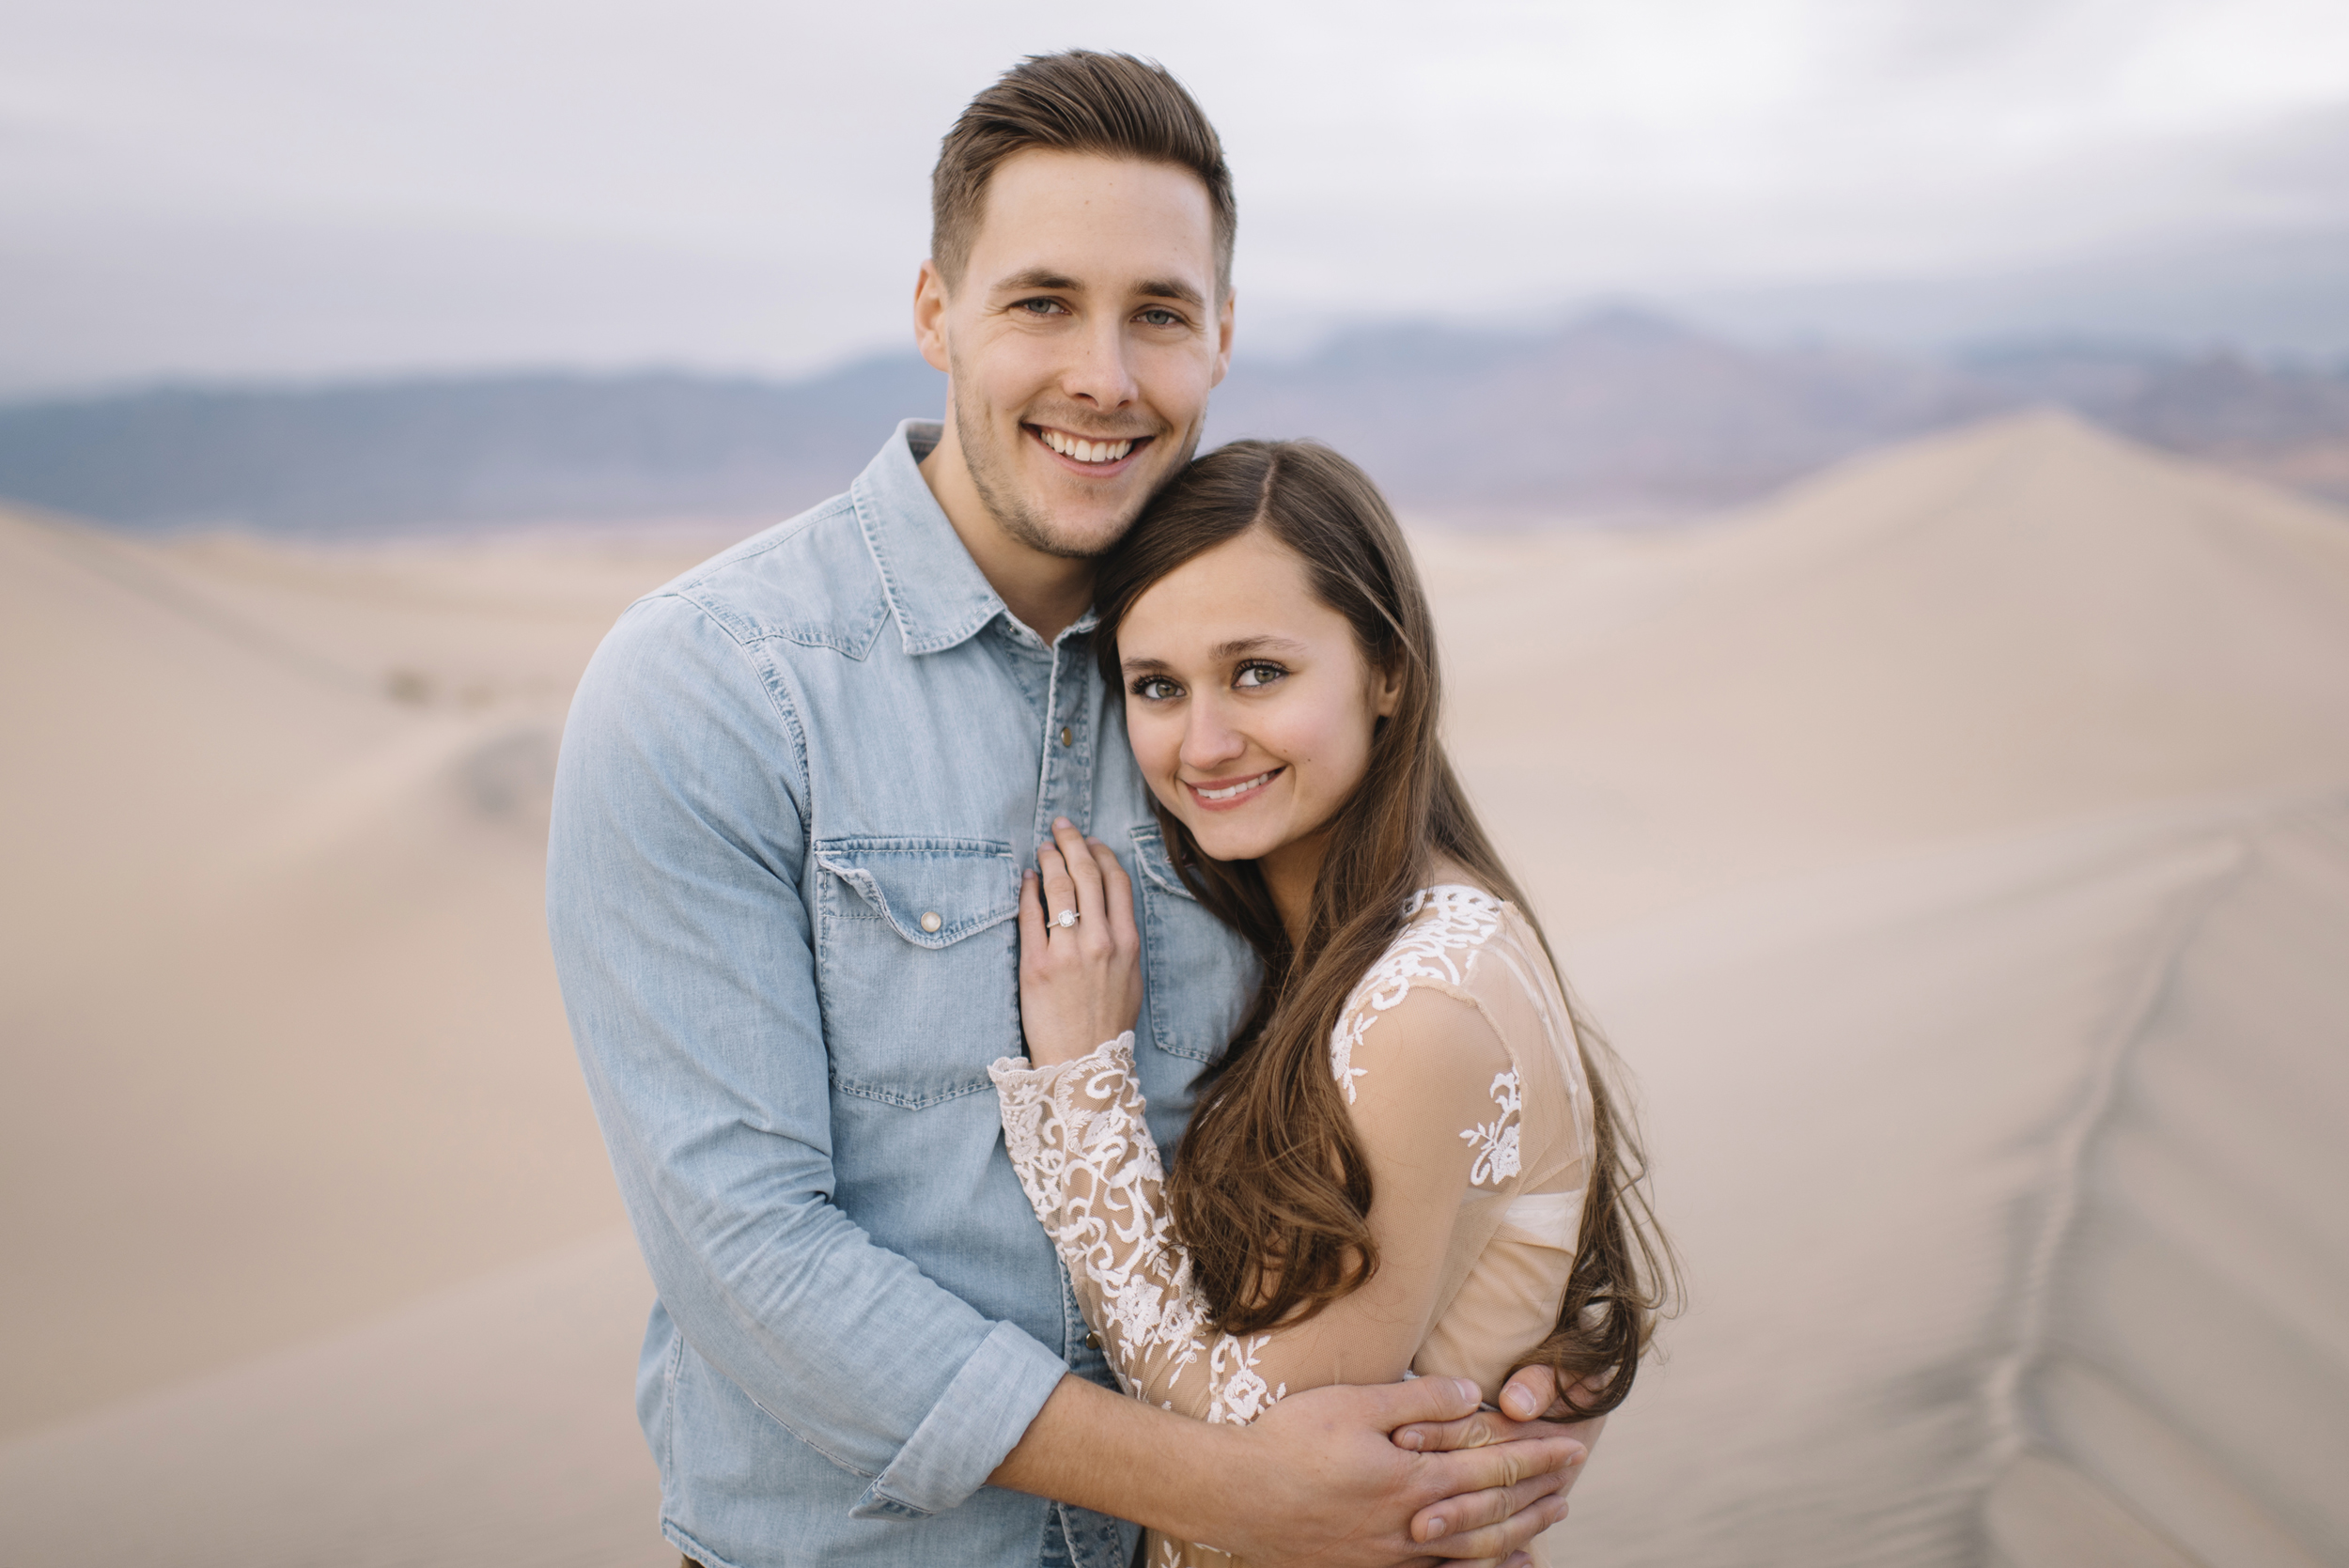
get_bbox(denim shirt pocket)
[1128,825,1256,1066]
[813,837,1020,1106]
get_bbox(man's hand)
[1392,1365,1610,1557]
[991,1373,1585,1568]
[1205,1376,1586,1568]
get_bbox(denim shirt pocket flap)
[1127,824,1196,901]
[1126,823,1255,1068]
[816,840,1018,948]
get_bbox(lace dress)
[990,886,1597,1567]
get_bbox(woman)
[990,441,1669,1567]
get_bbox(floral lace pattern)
[1328,885,1505,1104]
[992,884,1541,1568]
[991,1033,1287,1428]
[1463,1069,1523,1187]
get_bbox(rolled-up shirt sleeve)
[547,592,1067,1518]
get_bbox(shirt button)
[919,911,942,934]
[1060,726,1074,747]
[1085,1331,1103,1350]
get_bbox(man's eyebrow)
[993,268,1082,293]
[1135,277,1206,308]
[989,269,1206,310]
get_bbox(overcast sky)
[4,0,2347,393]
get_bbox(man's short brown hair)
[931,51,1236,299]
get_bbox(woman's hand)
[1018,817,1143,1066]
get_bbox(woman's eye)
[1233,662,1288,690]
[1131,675,1182,701]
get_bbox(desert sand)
[1,413,2342,1565]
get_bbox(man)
[549,52,1591,1568]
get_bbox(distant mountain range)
[3,311,2344,533]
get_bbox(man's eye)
[1017,298,1068,317]
[1233,662,1287,689]
[1139,308,1185,327]
[1132,675,1182,701]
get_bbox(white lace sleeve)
[989,1034,1288,1426]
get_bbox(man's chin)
[1020,441,1201,553]
[997,465,1167,559]
[1000,505,1144,562]
[958,402,1199,560]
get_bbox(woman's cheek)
[1128,707,1184,799]
[1299,720,1374,812]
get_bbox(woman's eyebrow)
[1211,635,1308,660]
[1122,637,1308,675]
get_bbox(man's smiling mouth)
[1032,425,1146,465]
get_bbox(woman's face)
[1116,525,1398,867]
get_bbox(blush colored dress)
[989,885,1597,1568]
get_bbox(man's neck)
[918,427,1096,646]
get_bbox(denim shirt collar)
[852,419,1097,656]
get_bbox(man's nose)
[1062,312,1139,411]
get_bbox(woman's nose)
[1180,702,1246,770]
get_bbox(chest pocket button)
[919,910,943,933]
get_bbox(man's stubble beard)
[950,368,1204,563]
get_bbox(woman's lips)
[1183,768,1283,812]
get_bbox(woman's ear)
[1374,660,1404,720]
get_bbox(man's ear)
[1209,287,1236,389]
[913,261,952,374]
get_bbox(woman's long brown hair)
[1094,440,1674,1418]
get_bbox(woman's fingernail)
[1396,1428,1423,1451]
[1456,1378,1480,1404]
[1422,1517,1444,1542]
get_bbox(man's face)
[916,149,1233,560]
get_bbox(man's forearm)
[988,1374,1243,1545]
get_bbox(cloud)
[2,0,2344,389]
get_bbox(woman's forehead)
[1122,530,1349,658]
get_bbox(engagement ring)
[1055,909,1080,928]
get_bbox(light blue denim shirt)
[549,421,1258,1568]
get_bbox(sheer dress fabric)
[990,887,1597,1567]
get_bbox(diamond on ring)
[1055,909,1080,928]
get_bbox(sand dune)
[1556,785,2349,1566]
[2,415,2343,1564]
[0,512,716,1437]
[0,1232,661,1567]
[1423,412,2349,932]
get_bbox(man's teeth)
[1198,770,1275,801]
[1040,428,1135,464]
